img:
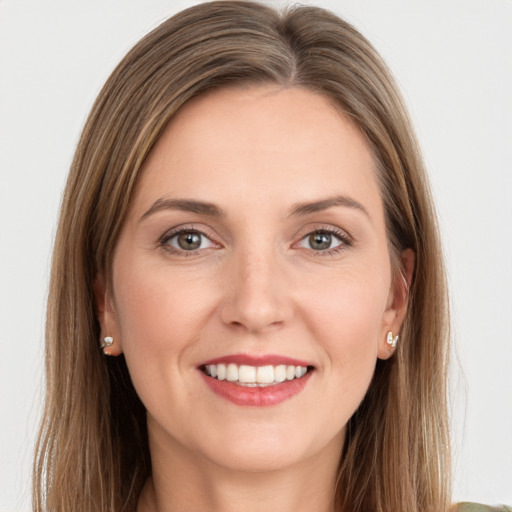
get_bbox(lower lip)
[200,371,312,407]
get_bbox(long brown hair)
[34,2,450,511]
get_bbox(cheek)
[110,259,218,402]
[300,264,389,349]
[297,265,389,398]
[113,258,212,344]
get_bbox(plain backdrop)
[1,1,511,510]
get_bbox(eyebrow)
[140,198,225,221]
[289,195,370,218]
[139,194,369,222]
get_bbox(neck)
[137,426,343,512]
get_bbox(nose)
[219,247,293,334]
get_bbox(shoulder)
[454,503,512,512]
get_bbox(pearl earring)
[386,331,399,348]
[100,336,114,350]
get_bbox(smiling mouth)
[201,363,314,387]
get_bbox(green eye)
[297,229,347,252]
[177,232,202,250]
[164,230,215,252]
[308,233,333,250]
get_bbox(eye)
[162,229,215,252]
[297,228,349,253]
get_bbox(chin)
[204,445,307,474]
[189,419,346,475]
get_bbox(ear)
[378,248,415,360]
[93,273,123,356]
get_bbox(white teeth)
[204,363,310,386]
[274,365,287,383]
[256,365,274,384]
[293,365,307,378]
[217,363,226,380]
[239,365,256,383]
[226,363,238,381]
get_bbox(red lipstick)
[200,354,311,367]
[198,353,314,407]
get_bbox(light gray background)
[1,1,511,510]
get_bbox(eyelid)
[157,223,352,257]
[292,225,353,254]
[159,224,221,254]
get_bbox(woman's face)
[100,86,410,474]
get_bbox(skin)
[96,86,413,512]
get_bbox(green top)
[456,503,512,512]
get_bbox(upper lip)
[198,353,314,368]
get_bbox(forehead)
[133,85,382,220]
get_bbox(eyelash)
[159,226,219,257]
[300,227,353,256]
[159,225,352,256]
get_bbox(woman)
[31,2,509,512]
